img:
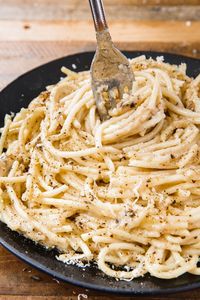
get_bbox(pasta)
[0,55,200,280]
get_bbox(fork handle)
[89,0,108,32]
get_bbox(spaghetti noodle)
[0,55,200,280]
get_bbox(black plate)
[0,51,200,296]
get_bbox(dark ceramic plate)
[0,51,200,296]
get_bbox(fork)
[89,0,134,121]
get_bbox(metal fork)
[89,0,134,121]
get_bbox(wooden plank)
[1,0,200,11]
[0,20,199,43]
[0,1,199,21]
[0,40,93,90]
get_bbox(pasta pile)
[0,55,200,280]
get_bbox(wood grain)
[0,2,199,21]
[0,20,200,43]
[1,0,200,9]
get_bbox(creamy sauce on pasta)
[0,55,200,280]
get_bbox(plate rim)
[1,229,200,296]
[0,50,199,95]
[0,50,200,296]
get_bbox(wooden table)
[0,1,200,299]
